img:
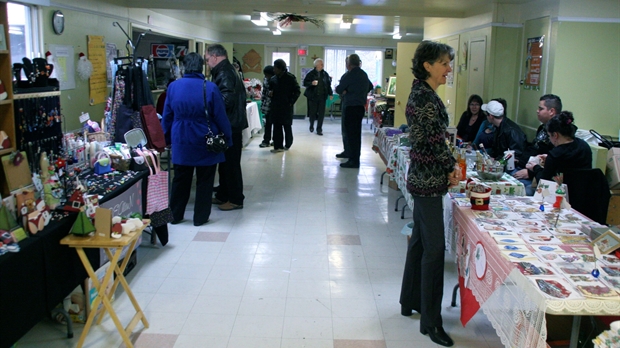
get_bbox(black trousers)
[340,106,349,155]
[307,97,326,132]
[170,163,217,224]
[215,132,245,205]
[343,105,365,164]
[272,122,293,150]
[400,195,446,328]
[262,112,273,144]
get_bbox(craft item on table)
[548,226,585,236]
[602,275,620,293]
[92,151,112,175]
[501,250,537,261]
[111,216,122,239]
[493,236,526,245]
[466,178,492,210]
[499,244,529,252]
[557,235,591,245]
[565,274,619,299]
[484,224,508,232]
[572,246,593,253]
[84,194,99,218]
[2,151,33,192]
[490,211,522,220]
[475,217,506,227]
[27,210,45,234]
[524,234,563,244]
[592,227,620,255]
[537,252,581,263]
[601,266,620,278]
[15,189,35,217]
[514,261,556,276]
[71,210,96,236]
[64,190,85,212]
[601,254,620,265]
[531,277,584,300]
[531,245,565,253]
[515,226,548,234]
[553,262,596,276]
[0,131,11,150]
[94,207,112,239]
[43,177,63,209]
[490,231,518,238]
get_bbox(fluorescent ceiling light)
[340,22,351,29]
[340,15,352,29]
[393,33,402,39]
[272,29,281,35]
[251,13,267,26]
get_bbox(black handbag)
[203,80,228,153]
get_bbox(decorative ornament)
[275,13,324,28]
[9,151,24,166]
[76,52,93,80]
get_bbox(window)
[8,2,41,65]
[324,48,382,90]
[272,52,290,70]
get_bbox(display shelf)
[0,99,12,105]
[0,49,8,54]
[14,91,61,99]
[0,2,17,195]
[0,148,11,156]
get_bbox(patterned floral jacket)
[405,79,456,197]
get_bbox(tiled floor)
[17,118,504,347]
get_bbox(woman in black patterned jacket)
[399,41,460,347]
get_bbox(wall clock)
[52,10,65,35]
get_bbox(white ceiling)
[124,0,534,41]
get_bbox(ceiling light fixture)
[251,12,268,26]
[392,33,402,40]
[340,15,352,29]
[272,28,282,35]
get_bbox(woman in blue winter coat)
[162,52,232,226]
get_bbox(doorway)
[467,37,486,100]
[265,46,297,114]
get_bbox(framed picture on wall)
[386,76,397,98]
[385,48,394,60]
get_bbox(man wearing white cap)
[482,100,527,162]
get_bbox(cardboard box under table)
[60,220,151,348]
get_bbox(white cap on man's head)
[481,100,504,117]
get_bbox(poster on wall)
[524,36,544,90]
[105,43,117,87]
[301,68,313,81]
[47,44,75,90]
[87,35,108,105]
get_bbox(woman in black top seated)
[527,111,591,182]
[456,94,484,143]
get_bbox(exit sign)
[297,46,308,56]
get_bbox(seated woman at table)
[526,111,591,182]
[456,94,484,143]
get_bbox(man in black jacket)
[483,100,527,162]
[335,54,373,168]
[303,58,333,136]
[207,44,248,211]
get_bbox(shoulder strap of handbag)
[203,79,215,136]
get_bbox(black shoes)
[194,219,209,226]
[421,326,454,347]
[401,306,414,316]
[309,126,314,133]
[259,142,269,148]
[340,161,360,168]
[317,131,323,136]
[335,152,348,159]
[170,219,184,225]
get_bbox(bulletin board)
[87,35,108,105]
[524,36,544,90]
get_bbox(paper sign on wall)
[88,35,108,105]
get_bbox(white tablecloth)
[242,102,262,147]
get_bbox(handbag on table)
[203,80,228,153]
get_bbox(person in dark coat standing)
[207,44,248,211]
[162,52,232,226]
[269,59,300,153]
[303,58,333,136]
[259,65,275,148]
[335,54,373,168]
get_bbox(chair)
[563,168,610,225]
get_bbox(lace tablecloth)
[452,200,620,348]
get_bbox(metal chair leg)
[380,171,387,185]
[395,195,404,211]
[451,283,459,307]
[51,307,74,338]
[401,204,408,219]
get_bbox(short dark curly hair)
[411,41,454,80]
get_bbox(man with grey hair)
[206,44,248,211]
[335,54,373,168]
[303,58,333,136]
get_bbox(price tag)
[79,113,90,123]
